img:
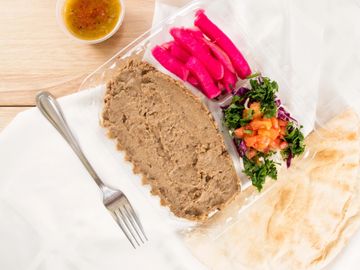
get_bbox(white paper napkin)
[0,87,206,270]
[1,0,360,269]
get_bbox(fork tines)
[114,204,148,248]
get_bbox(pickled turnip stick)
[194,10,251,79]
[186,56,221,98]
[170,27,224,80]
[152,45,189,81]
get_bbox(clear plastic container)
[79,0,290,190]
[76,0,358,227]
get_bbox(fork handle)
[36,92,105,189]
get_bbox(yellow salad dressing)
[63,0,121,40]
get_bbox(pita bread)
[186,109,360,270]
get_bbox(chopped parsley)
[248,77,278,118]
[223,76,279,131]
[243,155,278,191]
[246,72,261,79]
[281,122,306,159]
[224,98,253,131]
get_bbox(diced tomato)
[263,119,273,130]
[280,126,287,136]
[244,136,257,148]
[258,128,279,141]
[253,135,271,152]
[278,119,288,127]
[246,148,257,159]
[269,138,281,150]
[249,130,257,137]
[244,124,253,131]
[235,127,254,138]
[257,129,271,138]
[236,103,290,153]
[271,117,279,129]
[250,119,272,130]
[280,141,289,150]
[269,128,280,140]
[249,102,262,119]
[234,127,245,138]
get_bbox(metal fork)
[36,91,147,248]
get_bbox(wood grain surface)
[0,0,155,131]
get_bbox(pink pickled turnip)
[170,27,224,81]
[217,81,225,91]
[186,27,236,74]
[194,10,251,79]
[161,41,174,50]
[151,45,189,81]
[186,56,221,99]
[170,42,191,63]
[187,75,200,87]
[222,67,237,93]
[204,39,236,74]
[185,27,204,39]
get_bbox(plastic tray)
[76,0,342,225]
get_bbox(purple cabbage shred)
[275,98,281,107]
[277,106,297,123]
[286,151,293,168]
[234,138,247,157]
[233,87,250,97]
[275,96,297,123]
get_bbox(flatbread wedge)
[186,109,360,270]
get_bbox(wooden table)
[0,0,155,131]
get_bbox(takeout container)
[76,0,305,227]
[55,0,125,44]
[78,0,291,189]
[74,0,358,230]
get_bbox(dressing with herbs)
[63,0,121,40]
